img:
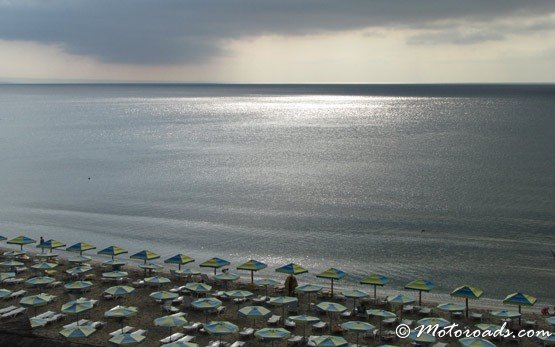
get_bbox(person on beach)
[39,236,44,246]
[284,274,298,296]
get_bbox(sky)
[1,0,554,83]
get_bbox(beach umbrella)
[438,302,466,319]
[475,323,503,333]
[275,263,308,275]
[31,262,58,271]
[139,262,164,275]
[36,239,65,253]
[7,235,36,250]
[66,265,93,277]
[204,321,239,345]
[66,242,96,256]
[316,268,346,296]
[184,282,212,295]
[0,260,24,270]
[103,259,127,267]
[20,293,55,316]
[36,253,58,260]
[313,335,348,347]
[269,296,298,323]
[405,279,435,305]
[490,309,521,320]
[155,315,188,338]
[105,285,135,297]
[0,272,15,282]
[103,271,128,279]
[3,250,26,258]
[238,306,271,327]
[341,321,375,346]
[254,278,280,297]
[539,334,555,346]
[26,276,55,288]
[174,268,201,277]
[105,305,138,333]
[226,290,254,300]
[109,333,146,345]
[360,274,389,299]
[0,235,5,241]
[297,284,323,308]
[316,302,347,332]
[451,285,483,318]
[64,280,93,292]
[289,314,320,337]
[145,275,171,286]
[164,254,195,270]
[458,337,497,347]
[150,291,178,301]
[98,245,128,259]
[30,317,48,329]
[547,316,555,325]
[200,257,230,275]
[237,259,267,285]
[342,289,369,310]
[503,292,536,325]
[60,326,96,339]
[68,255,93,264]
[214,272,240,289]
[417,317,451,328]
[162,343,199,347]
[192,298,222,322]
[130,250,160,264]
[255,327,291,347]
[387,293,416,318]
[61,300,94,324]
[406,330,436,344]
[0,289,12,299]
[367,309,396,337]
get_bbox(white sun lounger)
[160,332,184,344]
[0,306,17,315]
[110,326,134,336]
[1,307,26,319]
[63,319,91,329]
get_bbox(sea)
[0,84,553,304]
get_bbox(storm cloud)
[1,0,554,65]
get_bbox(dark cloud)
[0,0,554,64]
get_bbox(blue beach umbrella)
[238,305,272,327]
[200,257,230,275]
[7,235,36,250]
[204,321,239,345]
[60,326,96,339]
[130,250,160,264]
[164,254,195,270]
[459,337,497,347]
[37,239,65,253]
[405,279,435,305]
[341,321,375,346]
[98,245,128,260]
[66,242,96,256]
[276,263,308,275]
[255,327,291,347]
[237,259,267,285]
[360,274,389,299]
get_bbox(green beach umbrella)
[0,288,12,299]
[316,302,347,332]
[388,293,416,317]
[255,327,291,347]
[289,314,320,337]
[0,260,24,269]
[37,239,65,253]
[367,309,396,337]
[3,250,26,257]
[490,309,521,320]
[103,259,127,267]
[66,242,96,255]
[237,259,267,285]
[155,314,188,337]
[0,272,15,282]
[184,282,212,295]
[20,293,55,315]
[297,284,323,308]
[105,285,135,297]
[60,326,96,339]
[215,272,240,286]
[342,289,369,310]
[269,296,298,323]
[62,300,94,325]
[438,302,466,312]
[150,291,178,301]
[30,317,48,329]
[31,262,58,271]
[254,277,280,297]
[103,270,128,279]
[475,323,503,333]
[539,334,555,346]
[239,306,271,327]
[406,330,436,344]
[459,337,497,347]
[316,268,346,296]
[174,268,201,276]
[192,297,223,322]
[26,276,55,287]
[204,321,239,345]
[200,257,230,275]
[503,292,536,325]
[64,280,93,291]
[341,321,375,346]
[130,250,160,264]
[36,253,58,260]
[451,285,483,318]
[98,245,128,259]
[275,263,308,275]
[66,265,93,276]
[164,253,195,270]
[7,235,36,250]
[405,279,435,305]
[417,317,451,328]
[226,290,254,299]
[139,262,164,273]
[144,275,171,286]
[105,305,138,333]
[68,255,93,264]
[109,333,146,345]
[162,342,199,347]
[360,274,389,299]
[313,335,349,347]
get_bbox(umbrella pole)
[374,285,377,300]
[179,264,181,270]
[418,291,422,305]
[251,270,254,285]
[518,305,522,325]
[331,279,334,297]
[214,268,216,275]
[329,312,332,333]
[465,298,469,318]
[356,332,359,347]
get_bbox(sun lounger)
[251,295,268,304]
[176,335,195,342]
[10,290,27,299]
[341,310,352,318]
[132,280,145,287]
[452,311,463,319]
[268,315,281,325]
[403,305,415,313]
[1,307,27,319]
[15,266,27,273]
[160,332,184,344]
[110,326,134,336]
[285,319,296,329]
[470,312,483,321]
[88,321,106,329]
[169,311,186,318]
[161,303,179,313]
[46,313,65,323]
[47,281,62,288]
[170,285,186,293]
[239,327,254,338]
[0,306,17,315]
[33,311,55,320]
[418,307,432,315]
[401,319,414,327]
[523,320,537,327]
[131,329,147,336]
[184,322,203,333]
[288,335,303,346]
[63,319,91,329]
[230,342,245,347]
[3,278,24,285]
[312,321,328,332]
[383,318,397,326]
[216,306,226,315]
[173,296,184,304]
[432,343,448,347]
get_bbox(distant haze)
[1,1,554,83]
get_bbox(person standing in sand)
[284,274,298,296]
